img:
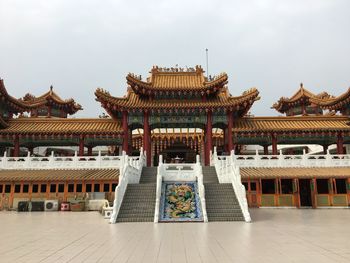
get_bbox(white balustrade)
[110,149,146,224]
[154,154,208,223]
[228,149,350,168]
[0,151,124,170]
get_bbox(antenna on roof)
[205,48,209,78]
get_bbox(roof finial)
[300,83,303,89]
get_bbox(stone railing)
[216,149,350,168]
[0,151,123,170]
[110,149,146,224]
[211,148,251,222]
[154,155,208,223]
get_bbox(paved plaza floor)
[0,209,349,263]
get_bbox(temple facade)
[0,66,349,210]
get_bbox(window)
[68,184,74,193]
[242,182,248,191]
[281,179,293,194]
[250,182,257,191]
[111,183,118,191]
[86,184,92,192]
[94,184,100,192]
[0,184,3,193]
[261,179,275,194]
[317,179,329,194]
[40,184,47,193]
[14,184,21,193]
[103,183,110,192]
[22,184,29,193]
[76,184,82,192]
[335,179,347,194]
[32,184,39,193]
[58,184,64,193]
[50,184,56,193]
[5,184,11,193]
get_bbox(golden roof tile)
[0,169,119,182]
[0,118,122,135]
[310,88,350,111]
[241,167,350,179]
[233,116,350,132]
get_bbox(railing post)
[49,151,54,167]
[278,150,283,167]
[302,149,307,167]
[25,151,31,169]
[326,149,331,166]
[73,151,78,167]
[196,154,200,164]
[97,150,102,168]
[255,149,259,166]
[159,154,163,164]
[2,151,7,169]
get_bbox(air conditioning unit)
[17,201,29,212]
[44,200,59,211]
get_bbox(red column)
[205,111,213,166]
[13,136,20,157]
[337,133,344,154]
[143,111,151,166]
[227,110,233,153]
[263,145,268,155]
[79,136,85,156]
[122,111,129,154]
[271,134,277,155]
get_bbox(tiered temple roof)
[273,84,350,116]
[96,66,260,117]
[0,80,82,120]
[20,86,82,117]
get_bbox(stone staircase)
[116,167,157,222]
[203,166,244,221]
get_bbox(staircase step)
[204,180,245,222]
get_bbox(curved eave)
[311,88,350,110]
[0,79,28,112]
[0,116,9,129]
[95,87,259,113]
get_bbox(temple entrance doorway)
[157,142,197,165]
[299,179,312,207]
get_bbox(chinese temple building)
[0,65,350,211]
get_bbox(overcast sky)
[0,0,349,117]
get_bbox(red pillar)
[337,133,344,154]
[227,110,233,153]
[13,136,20,157]
[143,111,151,166]
[79,136,85,156]
[263,145,268,155]
[205,111,213,166]
[271,134,277,155]
[122,111,129,154]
